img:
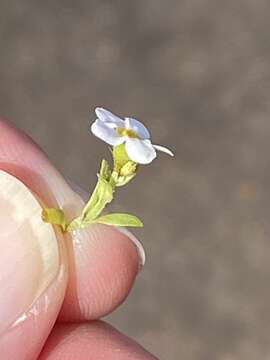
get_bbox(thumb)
[0,170,67,359]
[0,118,86,359]
[0,170,59,332]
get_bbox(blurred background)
[1,1,270,359]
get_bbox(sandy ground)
[1,1,270,359]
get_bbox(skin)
[0,119,158,360]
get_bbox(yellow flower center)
[117,127,139,139]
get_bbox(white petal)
[153,144,174,157]
[95,107,124,127]
[124,117,150,139]
[125,138,156,164]
[91,119,125,146]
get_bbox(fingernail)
[117,227,146,270]
[0,170,59,334]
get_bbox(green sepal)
[93,213,143,227]
[113,144,130,172]
[42,208,67,232]
[115,173,136,187]
[112,145,138,186]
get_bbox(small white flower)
[91,107,174,164]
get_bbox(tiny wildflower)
[91,107,174,164]
[42,106,174,232]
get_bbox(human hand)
[0,120,157,360]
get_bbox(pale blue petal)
[124,118,150,139]
[91,119,125,146]
[95,107,125,127]
[125,138,156,164]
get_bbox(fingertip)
[59,224,144,321]
[39,321,158,360]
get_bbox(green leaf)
[42,208,67,232]
[93,213,143,227]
